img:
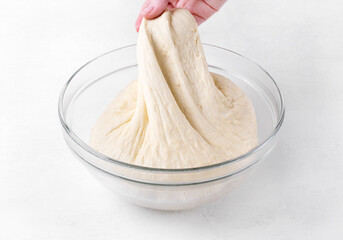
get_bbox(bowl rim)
[58,43,285,173]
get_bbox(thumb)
[135,0,169,31]
[142,0,169,19]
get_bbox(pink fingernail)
[141,5,154,15]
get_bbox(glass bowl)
[58,44,285,210]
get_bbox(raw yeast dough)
[90,9,258,168]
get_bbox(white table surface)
[1,0,343,239]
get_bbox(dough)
[90,9,258,169]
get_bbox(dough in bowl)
[90,9,258,168]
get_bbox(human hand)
[135,0,227,31]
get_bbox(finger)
[166,2,175,11]
[192,14,206,25]
[143,0,169,20]
[136,0,150,31]
[135,0,154,32]
[203,0,227,11]
[135,0,169,32]
[135,13,144,32]
[184,0,217,20]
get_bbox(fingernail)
[141,5,154,15]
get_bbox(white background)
[1,0,343,239]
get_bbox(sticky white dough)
[90,9,258,169]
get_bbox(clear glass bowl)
[58,44,285,210]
